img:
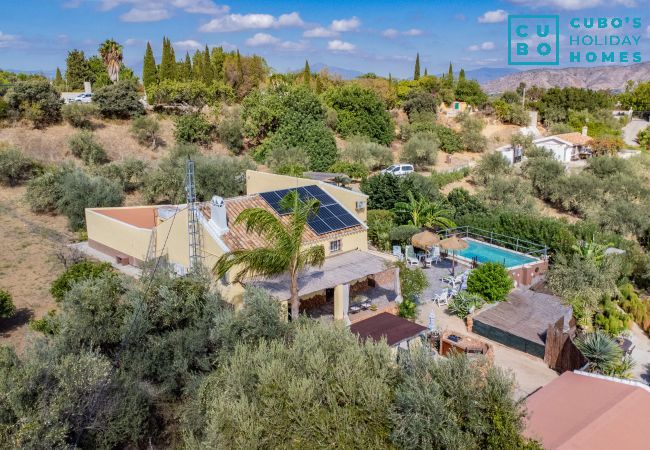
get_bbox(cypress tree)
[424,68,428,77]
[184,52,192,80]
[54,67,64,89]
[203,45,213,84]
[459,68,466,81]
[65,49,90,90]
[302,60,311,86]
[388,72,392,85]
[211,46,225,81]
[159,37,173,81]
[142,41,157,89]
[447,62,454,84]
[413,53,420,80]
[315,75,323,94]
[236,50,244,86]
[192,50,204,81]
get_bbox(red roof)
[350,312,428,347]
[525,371,650,449]
[94,207,157,229]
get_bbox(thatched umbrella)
[411,230,440,250]
[439,236,468,276]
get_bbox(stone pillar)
[334,283,350,322]
[393,267,402,303]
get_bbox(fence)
[544,316,587,373]
[440,226,548,258]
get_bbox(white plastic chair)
[405,245,420,267]
[430,246,441,264]
[392,245,403,260]
[433,289,449,307]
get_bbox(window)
[330,239,341,253]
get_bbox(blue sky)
[0,0,648,77]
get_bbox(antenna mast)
[186,158,203,272]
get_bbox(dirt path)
[0,186,72,353]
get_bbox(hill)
[309,62,363,80]
[464,67,520,84]
[482,62,650,93]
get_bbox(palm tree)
[213,191,325,320]
[99,39,123,83]
[572,238,611,265]
[394,191,456,229]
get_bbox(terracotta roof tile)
[553,132,592,146]
[202,194,365,251]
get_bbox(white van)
[380,164,414,176]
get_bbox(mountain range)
[482,62,650,93]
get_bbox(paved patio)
[421,258,471,302]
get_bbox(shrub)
[466,262,513,303]
[447,187,487,218]
[430,167,470,188]
[0,288,15,318]
[403,90,438,119]
[594,296,629,336]
[390,224,421,245]
[522,155,565,200]
[217,106,244,153]
[5,79,63,128]
[61,102,97,128]
[457,112,487,152]
[575,331,630,377]
[29,310,59,335]
[68,131,109,165]
[25,164,73,213]
[342,136,393,171]
[367,209,396,251]
[174,113,214,145]
[148,79,234,107]
[591,136,624,156]
[401,132,439,170]
[93,80,144,119]
[0,146,42,186]
[50,260,114,302]
[448,291,485,319]
[637,127,650,150]
[617,283,650,331]
[329,161,369,179]
[434,125,464,153]
[323,84,394,145]
[0,98,8,120]
[266,146,309,176]
[399,298,418,319]
[57,170,124,230]
[130,115,161,149]
[94,158,148,192]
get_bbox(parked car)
[71,93,92,104]
[380,164,414,176]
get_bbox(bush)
[401,132,439,170]
[447,187,486,218]
[57,170,124,230]
[473,151,511,185]
[50,260,114,302]
[0,98,8,120]
[466,262,513,303]
[68,131,109,165]
[93,80,144,119]
[174,113,214,145]
[266,146,309,176]
[0,146,41,186]
[403,90,438,119]
[591,136,624,156]
[217,106,244,153]
[594,296,629,336]
[61,102,97,128]
[399,298,418,319]
[522,156,565,200]
[342,136,393,171]
[448,291,485,319]
[130,115,161,149]
[430,167,470,188]
[94,158,148,192]
[25,164,73,213]
[637,128,650,150]
[390,224,421,245]
[434,125,464,153]
[5,79,63,128]
[148,79,234,107]
[329,161,369,179]
[0,288,15,318]
[397,261,428,303]
[367,209,395,251]
[457,112,487,152]
[323,84,394,145]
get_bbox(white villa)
[498,126,593,165]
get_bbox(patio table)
[350,305,361,313]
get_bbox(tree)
[403,90,438,119]
[213,190,326,321]
[458,68,465,81]
[367,209,395,251]
[62,102,98,129]
[323,84,394,145]
[392,352,537,449]
[98,39,123,83]
[65,49,90,90]
[0,146,41,186]
[0,288,15,318]
[446,62,454,86]
[93,80,144,119]
[50,260,114,302]
[394,191,455,229]
[455,78,487,106]
[342,136,393,171]
[142,41,157,90]
[159,37,176,81]
[473,152,511,185]
[457,111,487,152]
[68,131,109,165]
[217,106,244,153]
[414,53,420,80]
[591,136,624,156]
[131,115,161,149]
[401,132,440,169]
[174,113,214,145]
[53,67,65,90]
[5,79,63,128]
[466,262,513,303]
[302,59,311,85]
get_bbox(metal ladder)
[186,159,203,271]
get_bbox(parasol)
[439,236,468,276]
[411,230,441,250]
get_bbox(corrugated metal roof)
[350,312,428,347]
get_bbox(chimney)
[581,126,588,137]
[210,195,228,233]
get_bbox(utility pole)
[185,158,203,272]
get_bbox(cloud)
[199,12,304,32]
[303,27,339,38]
[327,39,355,52]
[506,0,637,10]
[124,38,143,46]
[330,17,360,32]
[121,7,171,22]
[245,32,306,51]
[468,41,495,51]
[87,0,229,22]
[454,14,466,21]
[382,28,422,38]
[0,31,19,48]
[173,39,204,50]
[478,9,508,23]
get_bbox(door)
[326,288,335,303]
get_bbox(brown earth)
[0,186,73,354]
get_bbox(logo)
[508,15,560,65]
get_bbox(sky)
[0,0,648,78]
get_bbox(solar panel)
[259,185,361,235]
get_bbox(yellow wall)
[245,170,368,222]
[155,207,190,268]
[320,231,368,257]
[86,210,151,261]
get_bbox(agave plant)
[574,331,627,376]
[99,39,123,83]
[448,291,485,319]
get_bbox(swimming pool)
[455,238,539,268]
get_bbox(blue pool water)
[455,239,538,268]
